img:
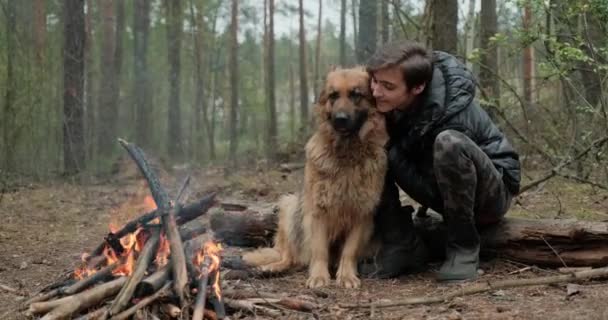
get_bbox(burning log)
[109,226,161,316]
[118,138,189,305]
[28,277,127,317]
[88,192,216,261]
[192,242,223,320]
[211,210,608,267]
[134,266,170,298]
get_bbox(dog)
[242,67,389,288]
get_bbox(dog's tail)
[242,194,300,268]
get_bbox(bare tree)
[339,0,346,66]
[522,0,535,125]
[313,0,323,100]
[228,0,239,167]
[97,0,117,160]
[381,0,389,43]
[298,0,310,134]
[166,0,184,160]
[3,0,17,171]
[134,0,152,149]
[357,1,376,62]
[266,0,278,163]
[63,0,86,174]
[479,0,499,119]
[430,0,458,53]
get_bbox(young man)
[363,41,521,281]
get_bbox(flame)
[155,232,171,268]
[73,193,159,280]
[194,241,223,298]
[142,195,157,211]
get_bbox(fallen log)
[210,210,608,267]
[210,210,277,247]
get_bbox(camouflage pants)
[393,130,513,227]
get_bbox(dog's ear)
[317,88,328,106]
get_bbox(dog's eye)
[349,91,363,101]
[328,92,339,102]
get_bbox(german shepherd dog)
[243,67,388,288]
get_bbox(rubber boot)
[436,221,480,282]
[359,205,429,278]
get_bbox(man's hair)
[366,40,433,90]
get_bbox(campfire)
[24,139,225,319]
[23,139,319,319]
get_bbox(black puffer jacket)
[385,51,521,195]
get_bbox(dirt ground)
[1,164,608,319]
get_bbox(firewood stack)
[24,139,228,320]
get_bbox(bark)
[228,0,239,168]
[479,0,498,120]
[3,0,17,171]
[339,0,346,65]
[85,0,96,161]
[298,0,310,134]
[356,0,377,62]
[34,0,47,64]
[110,0,125,134]
[313,0,322,101]
[189,0,210,162]
[430,0,458,54]
[381,0,389,43]
[266,0,278,163]
[134,0,152,149]
[97,0,117,160]
[63,0,86,174]
[110,282,171,320]
[166,0,184,160]
[522,1,535,127]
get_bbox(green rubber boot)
[436,222,480,282]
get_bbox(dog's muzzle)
[331,111,351,132]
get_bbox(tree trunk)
[111,0,125,137]
[34,0,47,65]
[351,0,358,53]
[134,0,152,150]
[356,1,376,62]
[430,0,458,54]
[189,0,210,163]
[85,0,96,162]
[464,0,476,70]
[3,0,16,172]
[298,0,310,135]
[266,0,278,164]
[522,1,535,127]
[339,0,346,66]
[166,0,183,160]
[479,0,498,120]
[228,0,239,168]
[206,5,221,161]
[289,38,296,141]
[63,0,86,175]
[313,0,323,101]
[381,0,389,44]
[97,0,117,161]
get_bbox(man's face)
[370,66,424,113]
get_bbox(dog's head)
[316,67,375,136]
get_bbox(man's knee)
[433,130,468,164]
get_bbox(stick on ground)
[340,266,608,308]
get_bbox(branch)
[340,266,608,308]
[519,135,608,194]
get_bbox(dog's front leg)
[305,214,331,288]
[336,221,371,288]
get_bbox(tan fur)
[242,67,388,288]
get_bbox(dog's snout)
[332,111,350,129]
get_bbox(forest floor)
[1,159,608,319]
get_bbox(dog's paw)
[306,273,330,288]
[336,273,361,288]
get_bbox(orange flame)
[194,241,223,298]
[155,233,171,268]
